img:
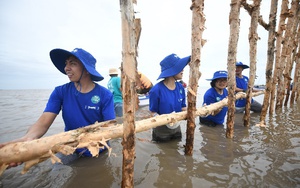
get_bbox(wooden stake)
[120,0,137,187]
[185,0,205,156]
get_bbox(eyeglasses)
[216,78,227,83]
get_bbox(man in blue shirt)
[0,48,115,166]
[235,62,262,113]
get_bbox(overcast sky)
[0,0,272,90]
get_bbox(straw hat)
[109,68,118,75]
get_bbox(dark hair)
[210,80,217,87]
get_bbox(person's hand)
[0,137,33,168]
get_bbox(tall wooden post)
[290,22,300,104]
[226,0,241,138]
[120,0,137,187]
[185,0,205,155]
[273,0,289,110]
[283,0,299,106]
[259,0,278,125]
[243,0,261,127]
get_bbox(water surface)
[0,89,299,188]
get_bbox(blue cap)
[206,70,228,81]
[236,61,249,69]
[50,48,104,81]
[157,54,190,80]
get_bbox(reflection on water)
[0,90,300,187]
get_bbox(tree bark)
[283,0,299,106]
[120,0,137,187]
[185,0,205,156]
[260,0,278,124]
[226,0,242,139]
[274,0,290,110]
[244,0,261,127]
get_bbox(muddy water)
[0,89,299,188]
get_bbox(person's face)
[236,66,243,75]
[64,56,85,82]
[174,70,184,80]
[215,78,227,89]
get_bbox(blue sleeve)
[101,89,116,121]
[149,85,160,113]
[44,86,63,114]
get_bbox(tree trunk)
[270,0,289,113]
[244,0,261,127]
[120,0,137,187]
[260,0,278,124]
[275,0,290,110]
[283,0,299,106]
[226,0,241,139]
[185,0,205,156]
[0,92,264,176]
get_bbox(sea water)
[0,89,299,188]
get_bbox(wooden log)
[244,0,261,127]
[0,91,264,176]
[120,0,137,187]
[260,0,278,125]
[226,0,241,139]
[186,0,205,156]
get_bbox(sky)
[0,0,272,90]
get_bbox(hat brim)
[236,65,249,69]
[157,55,190,80]
[206,75,228,81]
[50,49,104,81]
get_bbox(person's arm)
[1,112,56,146]
[24,112,57,140]
[0,112,57,167]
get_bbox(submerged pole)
[226,0,241,138]
[120,0,137,187]
[185,0,205,155]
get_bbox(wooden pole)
[0,91,264,176]
[270,0,289,113]
[226,0,242,139]
[259,0,278,125]
[120,0,137,187]
[243,0,261,127]
[283,0,299,106]
[290,22,300,103]
[185,0,205,155]
[274,0,290,110]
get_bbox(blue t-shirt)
[236,75,253,107]
[44,82,115,156]
[149,81,186,114]
[107,77,123,104]
[201,87,228,124]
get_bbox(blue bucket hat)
[206,70,228,81]
[50,48,104,81]
[157,53,190,80]
[236,61,249,69]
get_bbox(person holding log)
[0,48,115,167]
[235,62,262,113]
[136,71,153,95]
[107,68,123,117]
[149,53,190,142]
[199,70,228,127]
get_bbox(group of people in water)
[0,47,262,168]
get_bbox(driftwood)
[0,91,264,176]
